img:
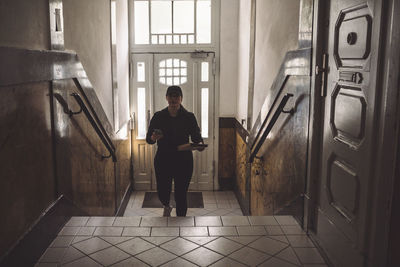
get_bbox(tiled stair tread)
[37,215,329,266]
[63,215,300,227]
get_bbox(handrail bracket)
[53,92,117,162]
[282,107,295,115]
[53,93,82,117]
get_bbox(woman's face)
[166,95,182,110]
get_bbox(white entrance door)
[131,52,215,191]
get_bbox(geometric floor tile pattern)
[123,191,244,217]
[36,214,328,266]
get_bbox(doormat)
[142,192,204,208]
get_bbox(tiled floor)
[35,191,328,266]
[123,191,244,217]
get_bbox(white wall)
[229,0,299,127]
[116,0,130,129]
[252,0,300,125]
[64,0,114,125]
[219,0,239,117]
[236,0,252,126]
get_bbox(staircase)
[36,214,327,266]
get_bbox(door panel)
[193,54,214,190]
[131,54,153,190]
[131,53,215,191]
[315,1,383,266]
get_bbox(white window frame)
[129,0,220,53]
[128,0,221,190]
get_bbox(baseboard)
[116,183,133,216]
[0,195,87,267]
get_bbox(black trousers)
[154,150,193,216]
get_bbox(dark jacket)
[146,106,203,153]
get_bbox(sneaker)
[163,205,172,217]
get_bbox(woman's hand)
[194,141,206,152]
[177,143,206,151]
[150,131,163,142]
[177,143,191,151]
[193,142,206,152]
[194,145,205,152]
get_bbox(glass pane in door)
[201,88,209,138]
[137,62,145,82]
[201,62,209,82]
[137,87,146,139]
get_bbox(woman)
[146,85,205,217]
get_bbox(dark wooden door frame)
[305,0,400,266]
[368,0,400,265]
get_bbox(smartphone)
[190,143,208,148]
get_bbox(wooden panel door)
[314,0,384,266]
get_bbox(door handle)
[315,65,325,75]
[316,53,328,97]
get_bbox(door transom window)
[133,0,212,45]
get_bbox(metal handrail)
[72,78,116,152]
[0,46,117,162]
[70,93,117,162]
[249,77,289,153]
[247,48,311,163]
[249,93,294,163]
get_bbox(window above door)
[131,0,217,51]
